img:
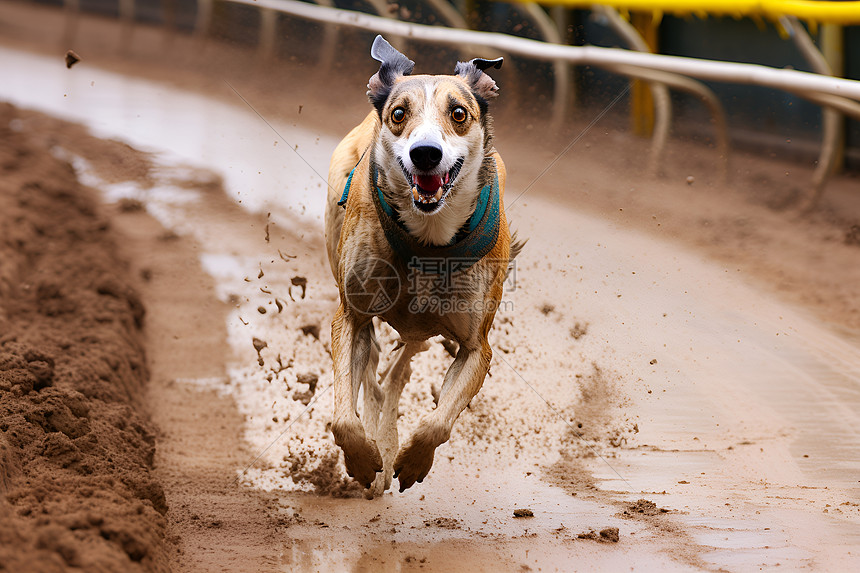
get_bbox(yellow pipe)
[630,11,657,137]
[821,23,845,171]
[495,1,860,24]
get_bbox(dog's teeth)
[412,187,434,204]
[411,186,444,207]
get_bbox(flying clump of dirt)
[285,446,362,498]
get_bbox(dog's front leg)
[394,341,491,491]
[330,304,383,488]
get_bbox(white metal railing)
[223,0,860,204]
[60,0,860,203]
[224,0,860,103]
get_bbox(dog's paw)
[365,470,392,499]
[393,425,443,492]
[332,417,383,489]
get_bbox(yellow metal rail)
[498,1,860,24]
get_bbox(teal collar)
[338,157,500,272]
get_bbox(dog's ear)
[454,57,503,102]
[367,36,415,113]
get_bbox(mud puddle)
[518,204,860,569]
[4,45,860,571]
[0,45,334,225]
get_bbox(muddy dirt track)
[2,3,860,571]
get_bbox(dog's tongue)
[415,174,444,194]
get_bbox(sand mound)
[0,103,167,572]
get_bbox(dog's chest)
[382,264,490,343]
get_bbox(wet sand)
[2,3,860,571]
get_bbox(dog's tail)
[509,230,527,262]
[506,230,527,281]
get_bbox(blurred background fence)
[16,0,860,201]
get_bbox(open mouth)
[402,158,464,213]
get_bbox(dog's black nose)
[409,143,443,171]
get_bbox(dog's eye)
[451,106,467,123]
[391,107,406,124]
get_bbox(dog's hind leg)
[331,305,383,488]
[369,341,428,497]
[359,325,384,499]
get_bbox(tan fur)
[325,62,514,497]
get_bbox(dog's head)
[367,36,502,246]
